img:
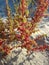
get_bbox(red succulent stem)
[21,0,26,16]
[32,44,49,51]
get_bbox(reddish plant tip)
[0,39,3,45]
[32,45,49,51]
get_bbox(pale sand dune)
[0,48,49,65]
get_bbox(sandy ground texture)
[0,47,49,65]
